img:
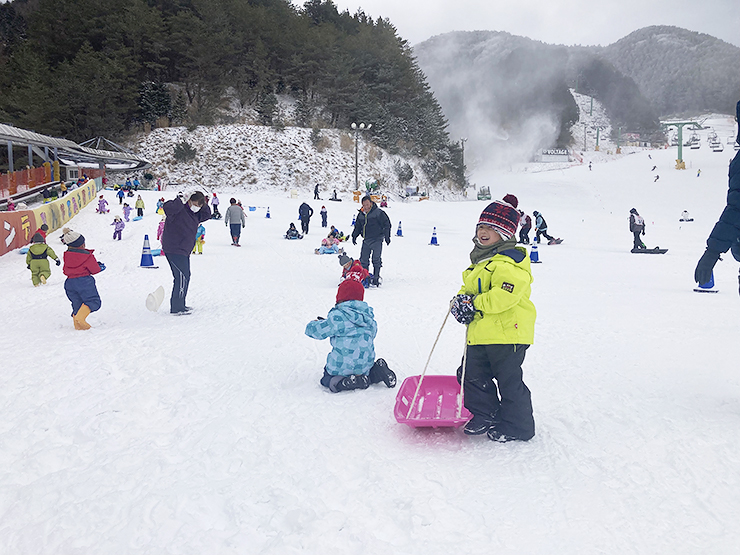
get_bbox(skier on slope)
[694,100,740,292]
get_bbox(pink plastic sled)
[394,375,471,428]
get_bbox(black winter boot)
[335,374,370,392]
[369,358,396,388]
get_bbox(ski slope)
[2,115,740,554]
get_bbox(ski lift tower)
[594,125,608,151]
[662,119,703,169]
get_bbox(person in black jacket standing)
[351,195,391,286]
[695,100,740,291]
[299,202,313,235]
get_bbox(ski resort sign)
[538,149,570,162]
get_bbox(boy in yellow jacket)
[451,195,536,442]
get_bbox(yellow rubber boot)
[40,275,47,284]
[73,304,92,330]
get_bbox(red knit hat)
[477,198,521,240]
[336,279,365,304]
[502,194,518,208]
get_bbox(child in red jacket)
[339,253,369,285]
[61,227,105,330]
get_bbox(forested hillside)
[0,0,463,186]
[597,26,740,117]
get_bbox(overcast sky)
[312,0,740,48]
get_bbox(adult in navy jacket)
[162,191,212,313]
[351,195,391,285]
[695,100,740,292]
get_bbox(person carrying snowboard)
[305,279,396,392]
[450,197,536,442]
[695,100,740,291]
[351,195,391,286]
[629,208,646,250]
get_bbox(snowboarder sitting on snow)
[285,222,303,239]
[26,231,60,286]
[629,208,646,250]
[61,227,105,330]
[305,279,396,392]
[451,197,537,442]
[695,99,740,292]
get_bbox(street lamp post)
[351,122,372,191]
[460,137,467,187]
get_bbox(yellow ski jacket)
[457,247,536,345]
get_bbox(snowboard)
[631,247,668,254]
[693,287,719,293]
[547,238,563,245]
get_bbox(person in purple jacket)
[111,216,125,240]
[161,191,212,314]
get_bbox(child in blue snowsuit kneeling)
[305,279,396,392]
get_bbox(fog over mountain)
[414,26,740,171]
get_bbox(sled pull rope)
[457,339,468,419]
[405,302,453,419]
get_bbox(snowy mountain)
[599,26,740,116]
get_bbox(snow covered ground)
[2,114,740,554]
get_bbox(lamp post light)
[351,122,372,191]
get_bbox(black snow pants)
[633,230,645,249]
[519,225,531,244]
[360,238,383,277]
[165,253,191,313]
[460,344,535,440]
[535,228,554,243]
